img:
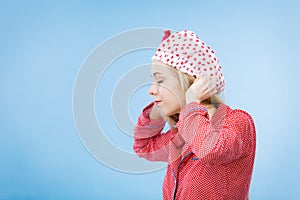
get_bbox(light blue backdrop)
[1,0,300,199]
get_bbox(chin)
[159,102,182,117]
[165,108,181,117]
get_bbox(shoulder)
[223,104,256,134]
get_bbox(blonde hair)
[167,68,224,128]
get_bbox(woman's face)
[149,60,186,116]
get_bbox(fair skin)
[149,60,218,121]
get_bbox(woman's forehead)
[151,60,176,76]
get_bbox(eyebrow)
[151,72,163,77]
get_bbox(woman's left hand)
[185,76,217,105]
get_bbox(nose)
[148,83,158,96]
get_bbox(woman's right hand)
[149,104,164,120]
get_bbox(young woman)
[133,30,256,199]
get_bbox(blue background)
[1,0,300,199]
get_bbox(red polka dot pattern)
[152,30,225,93]
[134,102,256,199]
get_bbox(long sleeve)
[177,102,256,166]
[133,102,184,162]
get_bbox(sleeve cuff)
[179,102,209,121]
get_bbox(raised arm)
[133,102,184,162]
[177,102,256,166]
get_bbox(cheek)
[160,86,185,110]
[169,85,185,101]
[160,86,180,101]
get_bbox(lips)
[154,100,162,105]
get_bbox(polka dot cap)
[152,30,225,94]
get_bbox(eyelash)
[157,80,163,84]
